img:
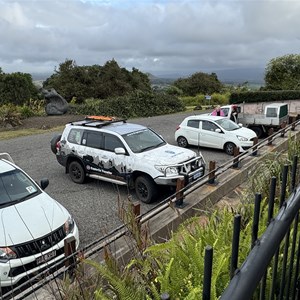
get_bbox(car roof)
[183,115,226,121]
[69,119,147,135]
[0,159,16,174]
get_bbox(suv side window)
[68,129,84,144]
[104,134,124,152]
[83,131,103,149]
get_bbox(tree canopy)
[264,54,300,90]
[43,59,151,102]
[0,71,39,106]
[173,72,223,96]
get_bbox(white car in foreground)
[0,153,79,289]
[175,115,257,155]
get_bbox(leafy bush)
[0,104,22,127]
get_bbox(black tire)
[250,126,263,139]
[224,142,236,156]
[177,136,188,148]
[135,175,157,204]
[69,161,86,184]
[50,134,62,154]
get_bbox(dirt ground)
[10,114,86,130]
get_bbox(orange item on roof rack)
[85,115,116,121]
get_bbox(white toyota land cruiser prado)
[51,116,206,203]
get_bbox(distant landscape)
[32,66,265,87]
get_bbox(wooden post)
[252,137,258,156]
[175,178,185,208]
[208,161,216,184]
[268,128,274,146]
[232,147,240,169]
[64,236,76,279]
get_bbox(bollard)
[64,236,77,280]
[232,146,239,169]
[280,122,286,137]
[208,160,216,184]
[175,178,185,208]
[268,128,274,146]
[132,201,141,217]
[252,137,258,156]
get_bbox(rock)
[42,88,69,115]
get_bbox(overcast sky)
[1,0,299,79]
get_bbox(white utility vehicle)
[51,116,206,203]
[0,153,79,289]
[217,103,289,138]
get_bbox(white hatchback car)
[0,153,79,289]
[175,115,257,155]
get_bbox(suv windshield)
[123,128,166,153]
[215,118,240,131]
[0,169,39,206]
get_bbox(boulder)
[42,88,69,115]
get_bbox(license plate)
[193,170,202,180]
[36,250,56,265]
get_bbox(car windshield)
[122,128,166,153]
[0,169,40,206]
[214,118,240,131]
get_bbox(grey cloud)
[0,0,299,80]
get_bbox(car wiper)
[140,145,158,152]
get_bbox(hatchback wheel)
[69,161,85,183]
[224,142,236,156]
[177,136,188,148]
[135,175,157,204]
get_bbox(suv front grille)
[11,226,66,258]
[177,158,201,175]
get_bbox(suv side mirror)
[40,178,49,190]
[115,147,126,155]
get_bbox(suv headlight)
[64,216,75,235]
[155,165,178,175]
[0,247,17,262]
[237,135,248,141]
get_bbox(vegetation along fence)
[2,119,300,299]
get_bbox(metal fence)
[1,119,300,299]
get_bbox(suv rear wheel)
[135,175,157,204]
[69,161,86,183]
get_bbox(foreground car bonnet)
[0,193,69,246]
[141,144,197,164]
[235,127,257,138]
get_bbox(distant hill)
[148,67,265,86]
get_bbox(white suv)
[0,153,79,289]
[51,116,206,203]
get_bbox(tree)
[173,72,223,96]
[0,72,39,105]
[264,54,300,90]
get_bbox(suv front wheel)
[69,161,86,183]
[135,175,157,204]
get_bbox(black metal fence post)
[280,164,289,207]
[251,193,261,249]
[203,245,213,300]
[230,215,241,279]
[291,155,298,191]
[268,177,277,224]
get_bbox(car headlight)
[236,135,248,141]
[0,247,17,262]
[64,216,75,235]
[154,165,179,175]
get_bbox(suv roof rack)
[71,116,127,128]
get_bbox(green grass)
[0,126,64,140]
